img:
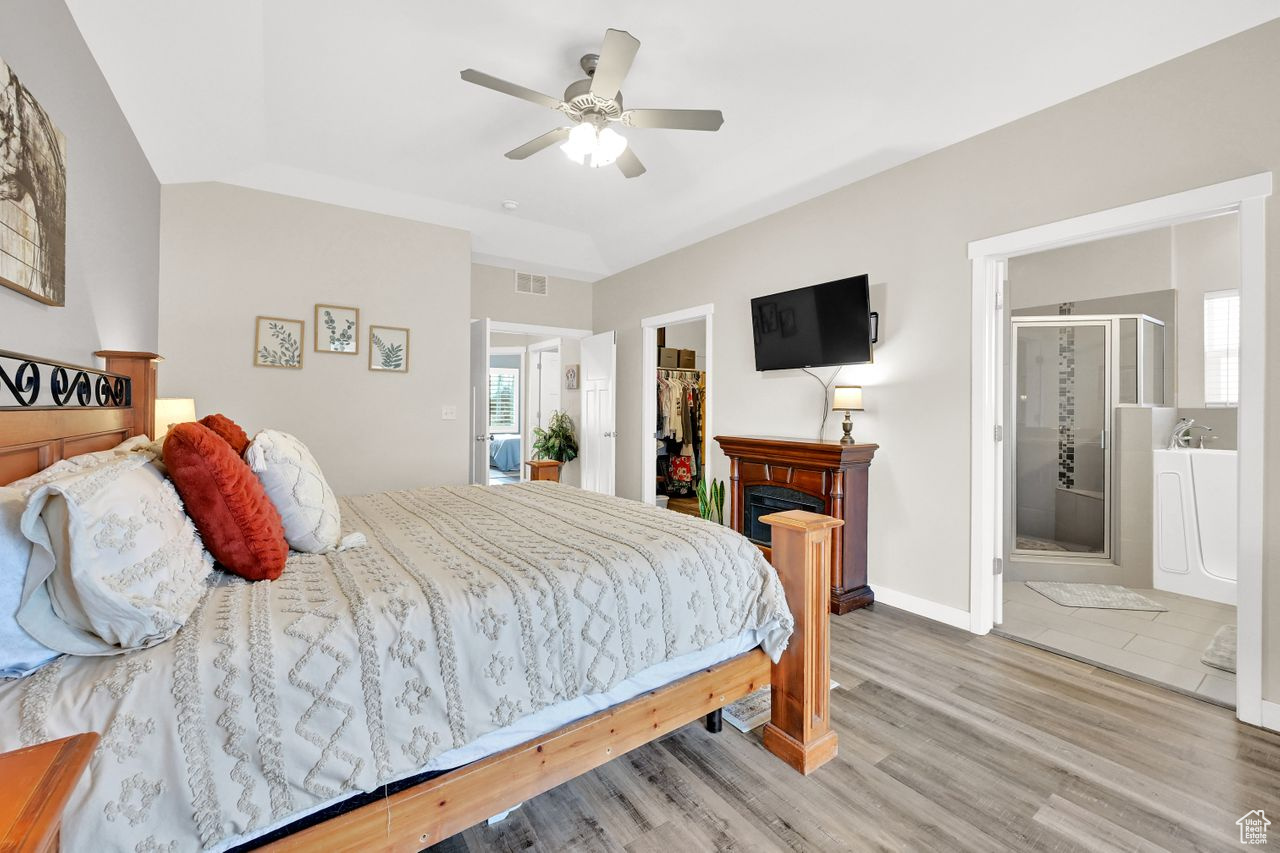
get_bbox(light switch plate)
[441,405,457,421]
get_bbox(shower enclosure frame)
[1009,316,1113,561]
[1008,313,1166,562]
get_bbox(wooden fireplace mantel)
[715,435,878,614]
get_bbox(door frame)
[967,172,1272,728]
[640,303,715,506]
[489,320,593,340]
[527,339,561,481]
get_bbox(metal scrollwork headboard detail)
[0,350,131,410]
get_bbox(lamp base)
[840,413,855,445]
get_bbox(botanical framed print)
[315,304,359,354]
[1,55,67,306]
[254,316,304,369]
[369,325,409,373]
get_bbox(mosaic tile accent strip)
[1057,325,1076,489]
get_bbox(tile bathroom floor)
[995,581,1236,706]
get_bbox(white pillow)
[17,452,213,655]
[0,440,150,678]
[0,486,58,677]
[245,429,340,553]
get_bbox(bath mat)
[1201,624,1237,673]
[723,680,840,733]
[1025,582,1167,612]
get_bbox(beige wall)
[159,183,471,494]
[471,262,593,329]
[592,20,1280,700]
[0,0,160,364]
[1009,228,1173,311]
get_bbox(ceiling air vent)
[515,271,549,296]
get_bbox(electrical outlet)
[441,405,457,421]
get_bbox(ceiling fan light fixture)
[464,28,720,178]
[561,122,597,165]
[592,127,628,168]
[560,121,629,168]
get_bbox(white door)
[469,318,490,484]
[537,350,561,427]
[581,331,616,495]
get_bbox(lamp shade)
[155,397,196,437]
[831,386,863,412]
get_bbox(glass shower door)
[1012,320,1111,557]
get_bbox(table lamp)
[154,397,196,438]
[831,386,863,444]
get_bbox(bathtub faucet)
[1168,418,1213,449]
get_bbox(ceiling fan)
[460,28,724,178]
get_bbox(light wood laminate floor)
[429,604,1278,852]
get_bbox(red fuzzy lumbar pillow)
[199,413,251,456]
[163,422,288,580]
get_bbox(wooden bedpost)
[95,351,161,439]
[760,509,842,775]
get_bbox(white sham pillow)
[0,486,59,677]
[17,451,213,655]
[245,429,340,553]
[0,441,149,678]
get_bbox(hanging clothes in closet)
[656,368,704,497]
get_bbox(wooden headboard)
[0,350,159,486]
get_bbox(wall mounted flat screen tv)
[751,274,872,370]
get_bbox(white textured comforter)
[0,483,792,852]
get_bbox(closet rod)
[657,367,703,374]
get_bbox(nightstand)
[0,733,98,853]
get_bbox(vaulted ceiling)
[67,1,1279,280]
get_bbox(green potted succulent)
[532,410,579,467]
[696,478,726,524]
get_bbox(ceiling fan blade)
[505,127,572,160]
[616,147,646,179]
[460,69,563,110]
[590,29,640,100]
[621,108,724,131]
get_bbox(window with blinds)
[1203,289,1239,407]
[489,367,520,431]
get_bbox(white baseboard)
[874,586,973,632]
[1261,700,1280,733]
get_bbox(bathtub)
[1152,448,1237,605]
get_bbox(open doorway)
[968,173,1270,727]
[653,320,707,516]
[469,320,591,486]
[640,304,714,512]
[999,215,1239,706]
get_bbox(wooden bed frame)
[0,349,841,852]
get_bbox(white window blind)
[488,367,519,432]
[1203,289,1239,407]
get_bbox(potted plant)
[531,410,579,480]
[696,478,726,524]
